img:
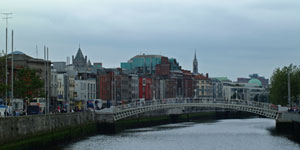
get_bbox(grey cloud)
[0,0,299,80]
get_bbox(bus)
[27,105,40,115]
[30,98,46,113]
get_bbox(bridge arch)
[110,100,280,121]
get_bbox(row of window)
[79,82,96,91]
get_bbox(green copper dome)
[248,79,262,86]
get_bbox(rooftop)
[9,51,26,55]
[248,78,262,87]
[212,77,232,82]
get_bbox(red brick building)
[139,77,153,100]
[97,71,113,101]
[155,57,170,77]
[182,70,194,98]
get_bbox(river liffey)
[64,118,300,150]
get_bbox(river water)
[64,118,300,150]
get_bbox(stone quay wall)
[0,112,95,145]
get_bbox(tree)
[14,68,44,100]
[0,56,9,99]
[270,64,300,105]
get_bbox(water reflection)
[64,118,300,150]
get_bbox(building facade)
[194,74,213,99]
[121,54,181,75]
[74,79,96,110]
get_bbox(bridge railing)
[113,98,278,112]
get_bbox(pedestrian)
[57,105,61,113]
[4,109,7,117]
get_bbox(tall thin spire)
[193,50,198,74]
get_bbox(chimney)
[206,73,209,78]
[72,56,74,64]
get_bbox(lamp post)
[11,30,13,106]
[2,12,12,107]
[288,71,291,109]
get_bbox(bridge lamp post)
[288,71,291,109]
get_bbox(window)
[81,83,85,90]
[143,79,146,86]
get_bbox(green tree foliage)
[14,68,44,99]
[270,64,300,105]
[0,55,44,101]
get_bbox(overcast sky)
[0,0,299,80]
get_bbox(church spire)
[193,50,198,74]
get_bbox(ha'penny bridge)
[96,98,287,122]
[95,98,300,134]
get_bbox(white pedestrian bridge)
[95,98,282,122]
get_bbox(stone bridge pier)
[95,107,185,133]
[95,112,116,133]
[276,112,300,141]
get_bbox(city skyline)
[0,0,299,80]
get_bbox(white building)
[74,79,96,110]
[222,80,266,102]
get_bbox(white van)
[278,105,289,112]
[11,99,24,115]
[0,105,7,117]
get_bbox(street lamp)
[288,70,291,109]
[2,12,12,107]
